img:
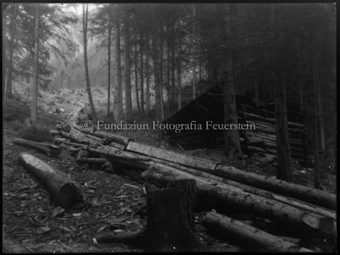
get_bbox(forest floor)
[3,87,337,253]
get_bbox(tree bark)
[18,153,86,209]
[142,166,336,237]
[126,141,217,171]
[203,211,313,252]
[114,4,123,121]
[107,9,111,117]
[134,31,140,112]
[140,32,144,114]
[223,4,243,160]
[123,6,132,121]
[14,138,61,158]
[159,26,165,122]
[145,33,151,117]
[5,4,19,100]
[212,164,336,210]
[192,4,197,100]
[83,4,97,124]
[2,7,6,105]
[274,73,292,181]
[31,5,39,125]
[151,160,335,220]
[151,24,163,140]
[177,36,182,110]
[313,55,320,189]
[171,17,176,109]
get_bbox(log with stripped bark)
[126,141,218,171]
[142,165,336,237]
[210,165,336,210]
[13,138,61,158]
[18,153,86,208]
[202,211,313,252]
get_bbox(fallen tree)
[142,164,336,237]
[126,141,218,171]
[210,165,336,210]
[124,140,335,210]
[202,211,313,252]
[18,153,86,208]
[150,159,335,219]
[73,125,133,147]
[13,138,61,158]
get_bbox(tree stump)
[96,179,206,252]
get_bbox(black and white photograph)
[2,3,336,252]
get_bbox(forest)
[2,3,337,253]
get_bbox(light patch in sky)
[69,3,100,15]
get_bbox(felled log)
[58,143,82,153]
[154,160,335,219]
[77,157,107,164]
[54,139,89,149]
[126,141,218,171]
[56,123,71,133]
[211,165,336,210]
[73,125,132,146]
[76,157,114,174]
[18,153,86,208]
[50,130,60,136]
[244,112,305,129]
[95,180,206,252]
[88,145,150,162]
[142,165,336,237]
[13,138,61,157]
[58,130,91,145]
[85,134,103,143]
[108,157,150,171]
[202,211,313,252]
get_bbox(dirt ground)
[2,89,337,253]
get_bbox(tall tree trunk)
[123,7,132,121]
[3,9,7,105]
[159,27,164,121]
[316,71,325,154]
[83,4,97,124]
[296,45,304,112]
[167,27,171,113]
[151,32,163,140]
[254,74,259,104]
[140,32,144,114]
[31,5,39,125]
[112,7,120,122]
[313,56,320,189]
[171,18,176,109]
[177,36,182,110]
[107,10,111,117]
[274,74,292,181]
[192,4,197,100]
[135,32,140,113]
[223,4,243,160]
[115,6,123,120]
[145,34,151,117]
[6,5,19,100]
[269,4,275,100]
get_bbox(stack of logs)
[240,102,306,165]
[163,83,307,165]
[31,107,335,252]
